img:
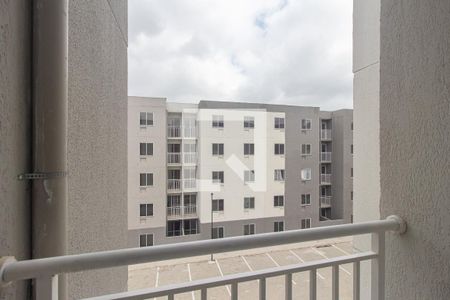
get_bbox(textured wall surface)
[0,0,31,299]
[67,0,128,298]
[380,1,450,299]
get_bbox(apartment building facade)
[128,97,353,246]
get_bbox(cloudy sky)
[128,0,353,110]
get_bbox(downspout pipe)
[32,0,68,298]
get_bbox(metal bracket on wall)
[17,172,67,181]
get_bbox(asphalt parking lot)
[128,237,356,300]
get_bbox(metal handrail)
[0,216,405,284]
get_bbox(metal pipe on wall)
[32,0,68,298]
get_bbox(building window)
[274,117,285,129]
[139,204,153,217]
[351,168,353,177]
[212,227,224,239]
[351,191,353,200]
[184,219,199,235]
[274,169,285,181]
[140,143,153,156]
[301,119,312,130]
[139,234,153,247]
[212,115,224,128]
[244,224,256,235]
[212,171,224,184]
[244,170,255,183]
[244,197,255,209]
[244,116,255,129]
[301,194,311,205]
[212,199,224,212]
[301,144,311,155]
[274,195,284,207]
[351,144,354,154]
[274,143,285,155]
[244,143,255,155]
[274,221,284,232]
[301,218,311,229]
[301,168,312,181]
[212,143,224,156]
[140,173,153,187]
[140,112,153,127]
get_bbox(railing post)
[309,269,317,300]
[285,273,292,300]
[231,282,238,300]
[371,232,385,300]
[259,277,266,300]
[332,265,339,300]
[353,261,360,300]
[201,288,207,300]
[35,275,59,300]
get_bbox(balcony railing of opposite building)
[168,125,181,138]
[167,153,181,164]
[320,196,332,207]
[183,153,197,164]
[167,205,197,219]
[321,129,332,140]
[183,126,196,138]
[167,179,181,191]
[0,216,406,300]
[320,173,332,184]
[320,152,332,162]
[183,178,196,189]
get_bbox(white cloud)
[128,0,353,110]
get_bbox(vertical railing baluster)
[259,277,266,300]
[231,282,238,300]
[310,269,317,300]
[168,293,174,300]
[201,288,207,300]
[285,273,292,300]
[371,232,385,300]
[353,261,360,300]
[332,265,339,300]
[35,275,59,300]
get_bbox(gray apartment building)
[128,97,353,247]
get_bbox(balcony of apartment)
[320,152,332,163]
[183,126,197,139]
[183,178,196,190]
[183,152,197,165]
[168,125,182,138]
[320,196,332,208]
[167,179,181,192]
[320,173,332,185]
[0,216,407,300]
[166,205,198,220]
[320,129,332,140]
[167,152,181,165]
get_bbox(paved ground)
[128,237,357,300]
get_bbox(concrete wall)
[67,1,128,298]
[380,1,450,299]
[0,1,31,299]
[353,0,380,298]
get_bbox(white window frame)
[274,143,285,155]
[244,224,256,235]
[140,142,153,156]
[301,218,312,229]
[274,117,285,129]
[139,234,154,247]
[139,203,153,217]
[139,173,153,187]
[212,143,224,156]
[244,170,255,183]
[301,119,312,130]
[212,171,224,184]
[301,168,312,181]
[212,227,224,239]
[244,116,255,129]
[212,115,224,128]
[212,199,224,212]
[140,112,154,127]
[244,143,254,156]
[274,221,284,232]
[274,195,284,207]
[301,144,311,155]
[244,197,255,209]
[274,169,285,181]
[301,194,311,206]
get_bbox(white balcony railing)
[320,196,332,207]
[320,152,332,162]
[167,205,197,219]
[320,173,332,184]
[183,178,196,189]
[168,125,181,138]
[167,153,181,164]
[0,216,406,300]
[321,129,332,140]
[183,126,196,138]
[183,153,197,164]
[167,179,181,191]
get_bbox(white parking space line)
[266,253,297,285]
[289,250,325,280]
[241,255,253,271]
[153,266,160,300]
[312,247,351,276]
[187,264,196,300]
[215,259,231,296]
[332,244,352,255]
